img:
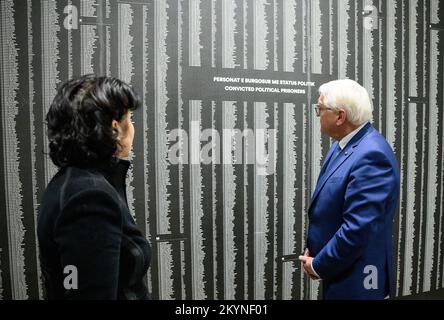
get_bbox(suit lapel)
[308,123,374,211]
[317,142,338,182]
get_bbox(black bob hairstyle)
[46,74,141,168]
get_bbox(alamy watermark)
[63,5,78,30]
[363,5,379,31]
[363,264,378,290]
[63,265,78,290]
[168,122,277,176]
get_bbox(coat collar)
[98,157,131,190]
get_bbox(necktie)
[324,143,341,174]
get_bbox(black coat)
[37,158,151,299]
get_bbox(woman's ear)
[112,119,119,130]
[112,119,121,143]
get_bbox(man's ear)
[336,109,346,126]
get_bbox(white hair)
[318,79,373,125]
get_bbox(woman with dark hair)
[37,74,151,300]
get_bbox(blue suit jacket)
[307,123,400,300]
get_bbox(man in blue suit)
[299,79,400,299]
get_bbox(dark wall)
[0,0,443,300]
